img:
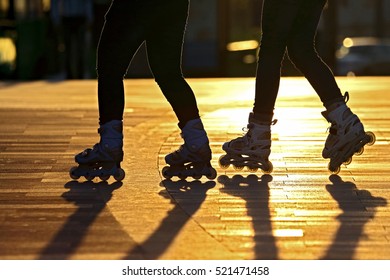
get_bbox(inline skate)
[69,120,125,181]
[162,118,217,180]
[219,112,276,174]
[322,92,375,174]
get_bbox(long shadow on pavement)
[321,175,387,259]
[124,179,215,259]
[38,180,124,259]
[218,174,278,259]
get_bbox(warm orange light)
[343,37,354,48]
[227,40,259,52]
[273,229,304,237]
[0,38,17,63]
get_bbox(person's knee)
[97,69,125,81]
[154,69,183,89]
[287,42,316,68]
[97,58,128,80]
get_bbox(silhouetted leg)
[145,0,199,128]
[286,0,343,106]
[97,1,145,124]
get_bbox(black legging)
[253,0,344,122]
[97,0,199,127]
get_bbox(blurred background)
[0,0,389,80]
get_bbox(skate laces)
[325,98,360,137]
[243,119,277,132]
[327,125,337,135]
[98,121,124,151]
[324,93,350,134]
[239,119,277,143]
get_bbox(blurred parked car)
[336,37,390,76]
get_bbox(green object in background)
[16,19,47,79]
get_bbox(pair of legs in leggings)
[254,0,342,121]
[221,0,375,174]
[97,0,198,126]
[70,0,216,181]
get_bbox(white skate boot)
[219,112,276,174]
[69,120,125,181]
[162,118,217,180]
[322,92,375,174]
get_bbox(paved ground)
[0,77,389,260]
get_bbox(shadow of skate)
[123,179,215,259]
[321,175,387,259]
[38,180,123,259]
[218,174,278,259]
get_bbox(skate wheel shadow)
[321,174,387,259]
[124,178,216,259]
[217,174,278,259]
[38,180,123,259]
[63,180,123,204]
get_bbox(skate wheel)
[366,131,376,146]
[69,166,80,180]
[247,166,258,173]
[162,166,172,179]
[113,168,125,182]
[328,162,340,175]
[343,157,352,165]
[218,155,230,169]
[85,175,95,181]
[99,175,110,181]
[206,168,217,180]
[262,161,273,174]
[355,146,364,156]
[233,164,244,171]
[193,174,202,180]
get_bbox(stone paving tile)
[157,77,390,260]
[0,78,389,260]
